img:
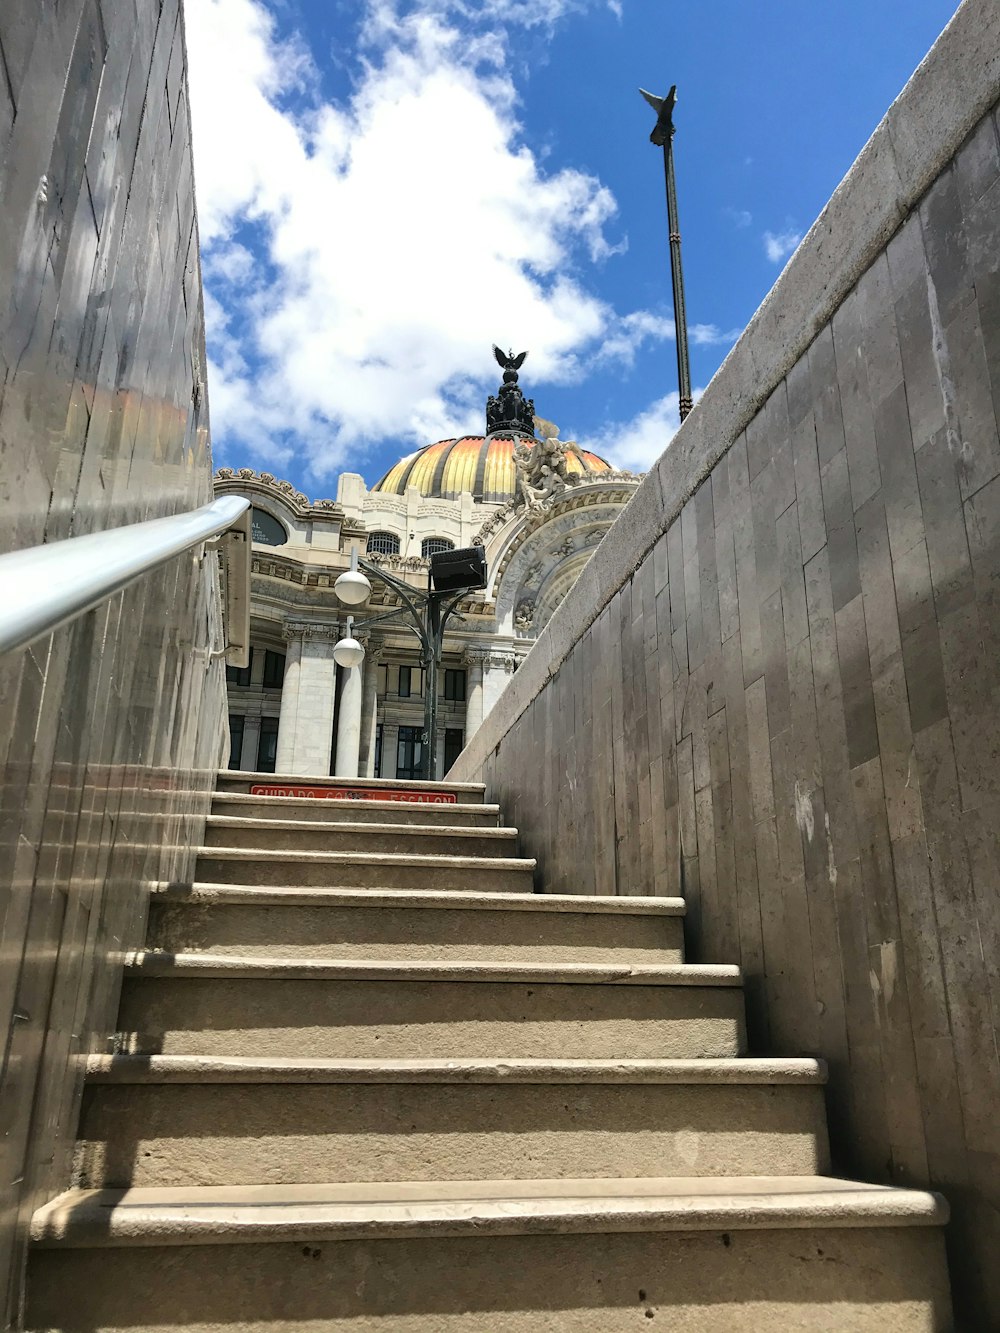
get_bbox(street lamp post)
[640,84,693,422]
[334,548,484,781]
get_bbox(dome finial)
[487,344,534,437]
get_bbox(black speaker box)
[430,545,488,592]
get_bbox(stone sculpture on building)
[513,415,594,511]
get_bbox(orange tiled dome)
[372,435,612,503]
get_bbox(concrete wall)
[452,1,1000,1322]
[0,1,224,1324]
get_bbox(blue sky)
[184,0,960,493]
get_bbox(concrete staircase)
[27,772,953,1330]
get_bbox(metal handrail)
[0,495,251,657]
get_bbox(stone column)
[334,656,364,778]
[463,648,487,740]
[275,621,339,776]
[357,637,384,778]
[481,650,517,721]
[381,723,399,781]
[274,630,302,773]
[239,715,261,771]
[334,621,370,778]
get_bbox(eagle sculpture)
[639,84,677,147]
[493,346,528,372]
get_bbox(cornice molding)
[214,468,343,520]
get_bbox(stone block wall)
[452,1,1000,1321]
[0,1,223,1323]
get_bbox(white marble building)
[216,374,639,780]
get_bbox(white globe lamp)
[334,569,371,606]
[333,634,365,669]
[333,613,366,668]
[334,548,372,606]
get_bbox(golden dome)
[373,435,613,503]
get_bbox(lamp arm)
[425,589,475,659]
[357,556,432,654]
[438,589,470,628]
[351,606,412,632]
[358,557,421,605]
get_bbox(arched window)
[250,507,287,546]
[366,530,400,556]
[421,537,454,558]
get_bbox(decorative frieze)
[282,620,340,642]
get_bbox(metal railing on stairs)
[0,495,252,662]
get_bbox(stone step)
[204,814,521,858]
[216,770,487,804]
[116,955,747,1059]
[193,847,537,892]
[75,1055,829,1188]
[212,792,502,826]
[145,885,687,962]
[28,1177,952,1331]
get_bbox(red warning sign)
[248,784,458,804]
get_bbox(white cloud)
[763,227,802,264]
[690,322,741,347]
[724,206,752,229]
[185,0,659,478]
[582,391,679,473]
[594,310,675,368]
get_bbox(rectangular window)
[444,668,466,702]
[374,724,383,779]
[444,727,464,774]
[396,725,423,780]
[257,716,279,773]
[228,714,245,769]
[226,648,253,688]
[398,665,412,697]
[262,649,285,689]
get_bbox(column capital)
[482,650,518,674]
[356,632,386,662]
[282,619,340,643]
[462,646,492,667]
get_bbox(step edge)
[85,1054,827,1085]
[124,952,743,986]
[31,1178,950,1249]
[151,884,687,916]
[196,848,537,870]
[205,817,518,838]
[218,771,486,794]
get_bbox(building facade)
[215,362,639,779]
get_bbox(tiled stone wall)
[452,3,1000,1322]
[0,1,223,1323]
